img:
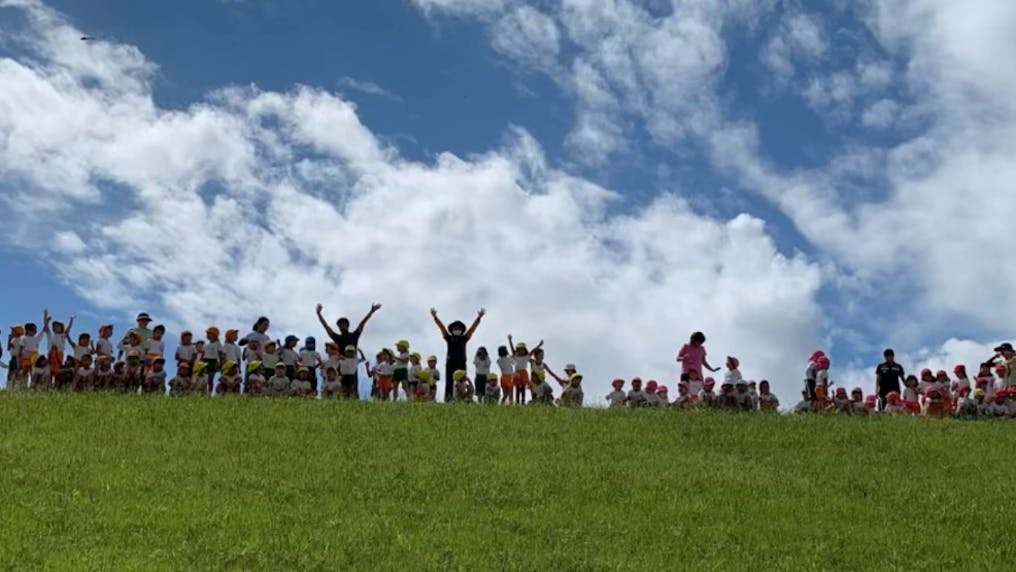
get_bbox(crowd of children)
[3,311,1014,417]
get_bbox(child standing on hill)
[339,345,365,399]
[902,375,921,414]
[426,355,441,401]
[260,340,281,373]
[676,331,718,379]
[393,340,411,400]
[280,335,300,381]
[804,350,825,401]
[370,350,394,401]
[496,346,515,404]
[44,313,74,376]
[223,329,242,373]
[299,337,323,391]
[72,332,92,365]
[143,325,165,372]
[7,326,23,387]
[201,327,224,391]
[20,317,47,377]
[814,356,831,403]
[606,378,626,407]
[473,347,491,399]
[95,324,114,363]
[175,331,197,370]
[724,356,742,386]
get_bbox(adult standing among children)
[239,316,272,347]
[430,308,486,402]
[129,312,153,347]
[316,303,382,398]
[990,343,1015,388]
[875,348,905,411]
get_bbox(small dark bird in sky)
[80,36,97,41]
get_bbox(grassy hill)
[1,394,1014,570]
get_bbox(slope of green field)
[1,394,1014,571]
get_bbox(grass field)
[2,394,1015,571]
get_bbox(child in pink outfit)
[676,331,718,378]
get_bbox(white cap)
[565,363,577,371]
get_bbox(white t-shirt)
[20,332,45,355]
[222,342,242,364]
[299,350,322,368]
[725,369,743,385]
[144,338,165,357]
[496,356,514,375]
[513,355,529,373]
[474,356,491,375]
[73,344,92,361]
[242,347,261,363]
[323,355,341,372]
[339,356,363,375]
[394,351,410,370]
[373,362,394,377]
[47,332,68,353]
[176,344,197,362]
[203,341,223,361]
[261,351,281,369]
[409,363,423,381]
[95,338,113,358]
[606,389,626,406]
[279,347,299,366]
[427,367,441,382]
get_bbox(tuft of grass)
[1,393,1015,571]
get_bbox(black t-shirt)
[328,329,362,353]
[444,334,468,364]
[875,362,905,393]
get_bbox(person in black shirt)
[430,307,486,402]
[875,348,905,411]
[315,303,381,398]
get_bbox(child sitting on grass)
[606,378,626,407]
[191,361,209,396]
[142,358,166,394]
[414,370,432,402]
[168,362,192,396]
[557,373,584,407]
[699,378,717,408]
[268,363,290,397]
[452,370,474,402]
[246,361,266,396]
[290,367,315,398]
[218,361,242,395]
[656,384,668,405]
[643,380,660,406]
[884,392,907,415]
[74,354,94,391]
[321,366,341,399]
[54,356,75,390]
[922,387,947,418]
[673,381,692,408]
[627,378,647,407]
[93,356,113,390]
[757,380,779,411]
[484,373,500,403]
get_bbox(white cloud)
[762,12,827,82]
[0,0,825,404]
[490,6,561,72]
[337,77,402,102]
[52,230,85,254]
[860,98,898,128]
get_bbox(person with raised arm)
[430,307,485,402]
[315,303,381,399]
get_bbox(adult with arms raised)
[430,307,486,402]
[316,303,382,398]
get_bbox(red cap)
[645,380,658,392]
[835,387,847,396]
[704,377,715,387]
[851,387,863,394]
[809,350,826,362]
[996,364,1008,374]
[611,378,624,388]
[864,395,877,406]
[935,370,948,378]
[920,368,932,378]
[953,364,966,375]
[726,356,739,369]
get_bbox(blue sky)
[1,0,1013,397]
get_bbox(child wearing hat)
[723,356,743,386]
[922,387,947,418]
[190,361,209,396]
[267,363,290,397]
[699,378,717,408]
[994,363,1010,393]
[496,346,515,404]
[54,356,76,390]
[280,335,300,381]
[686,370,703,404]
[142,325,166,371]
[299,337,322,391]
[339,345,366,399]
[44,312,74,377]
[218,361,242,395]
[140,357,166,394]
[393,340,411,400]
[223,329,242,370]
[473,347,491,399]
[7,326,25,388]
[644,380,660,406]
[627,378,648,407]
[452,369,474,402]
[831,387,851,414]
[508,335,542,405]
[414,369,432,402]
[606,378,626,407]
[260,340,281,373]
[672,381,692,408]
[426,355,442,401]
[95,324,114,363]
[72,332,93,365]
[902,375,921,414]
[246,361,267,396]
[201,327,225,391]
[484,373,500,403]
[124,350,144,393]
[884,392,907,415]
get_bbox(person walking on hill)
[429,308,486,402]
[875,348,905,411]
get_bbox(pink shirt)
[679,343,706,376]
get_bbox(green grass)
[2,394,1015,571]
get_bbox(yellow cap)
[416,370,432,382]
[222,360,237,373]
[246,361,262,373]
[427,355,438,362]
[410,352,421,360]
[192,362,208,375]
[453,369,467,382]
[487,373,498,381]
[396,340,409,349]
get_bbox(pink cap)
[809,350,826,362]
[611,378,624,388]
[726,356,740,369]
[657,386,668,394]
[703,377,715,387]
[835,387,847,396]
[645,380,658,392]
[864,395,877,406]
[953,364,966,375]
